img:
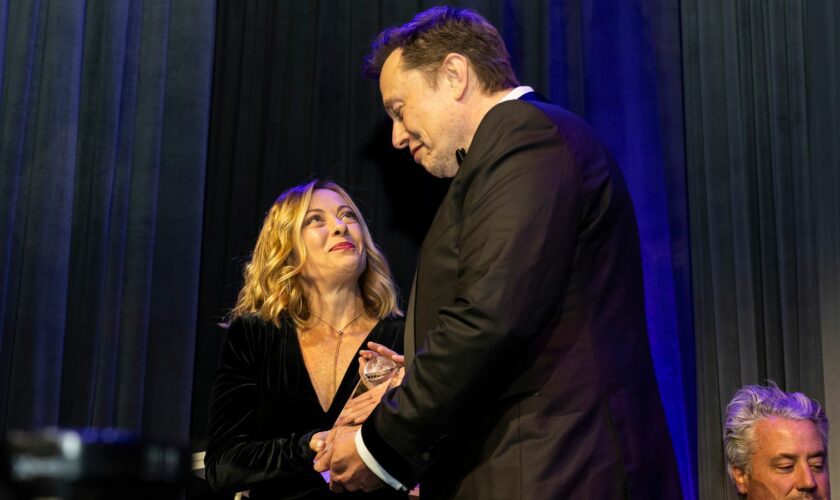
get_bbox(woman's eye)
[304,214,323,225]
[341,211,358,221]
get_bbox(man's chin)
[421,158,459,178]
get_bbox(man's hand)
[360,341,405,366]
[324,427,385,493]
[312,426,350,472]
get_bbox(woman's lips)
[330,242,356,252]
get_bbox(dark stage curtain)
[193,1,696,497]
[0,0,215,442]
[682,0,840,497]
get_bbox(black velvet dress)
[205,314,406,499]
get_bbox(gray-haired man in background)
[725,382,830,499]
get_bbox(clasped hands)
[311,342,405,493]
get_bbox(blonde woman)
[205,180,406,499]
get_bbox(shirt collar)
[498,85,535,103]
[457,86,537,167]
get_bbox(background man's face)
[379,49,462,178]
[733,417,830,500]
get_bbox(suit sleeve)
[362,107,585,485]
[204,318,318,492]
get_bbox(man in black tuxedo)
[318,6,682,498]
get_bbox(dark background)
[1,1,838,498]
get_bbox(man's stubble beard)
[424,152,459,178]
[422,119,463,179]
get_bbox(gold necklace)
[310,310,364,397]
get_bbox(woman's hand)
[339,366,405,426]
[338,343,406,427]
[335,378,390,426]
[310,430,330,454]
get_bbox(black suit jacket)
[362,93,682,499]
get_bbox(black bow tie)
[455,148,466,166]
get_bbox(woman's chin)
[309,266,365,288]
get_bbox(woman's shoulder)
[227,313,292,340]
[370,315,405,345]
[377,315,405,330]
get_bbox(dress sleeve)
[204,317,320,492]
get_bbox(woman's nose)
[331,217,348,235]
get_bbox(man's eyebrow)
[383,98,399,116]
[770,451,827,461]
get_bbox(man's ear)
[439,53,469,100]
[731,466,749,495]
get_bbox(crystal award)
[318,356,402,483]
[333,356,400,428]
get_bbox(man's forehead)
[381,48,403,75]
[753,417,825,456]
[380,51,440,111]
[379,50,404,102]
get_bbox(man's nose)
[392,121,409,149]
[794,463,818,491]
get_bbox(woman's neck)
[303,282,365,328]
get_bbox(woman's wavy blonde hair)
[230,179,402,328]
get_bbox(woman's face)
[299,189,366,287]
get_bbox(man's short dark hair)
[363,6,519,92]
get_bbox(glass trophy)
[319,356,401,483]
[334,355,400,427]
[361,356,399,387]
